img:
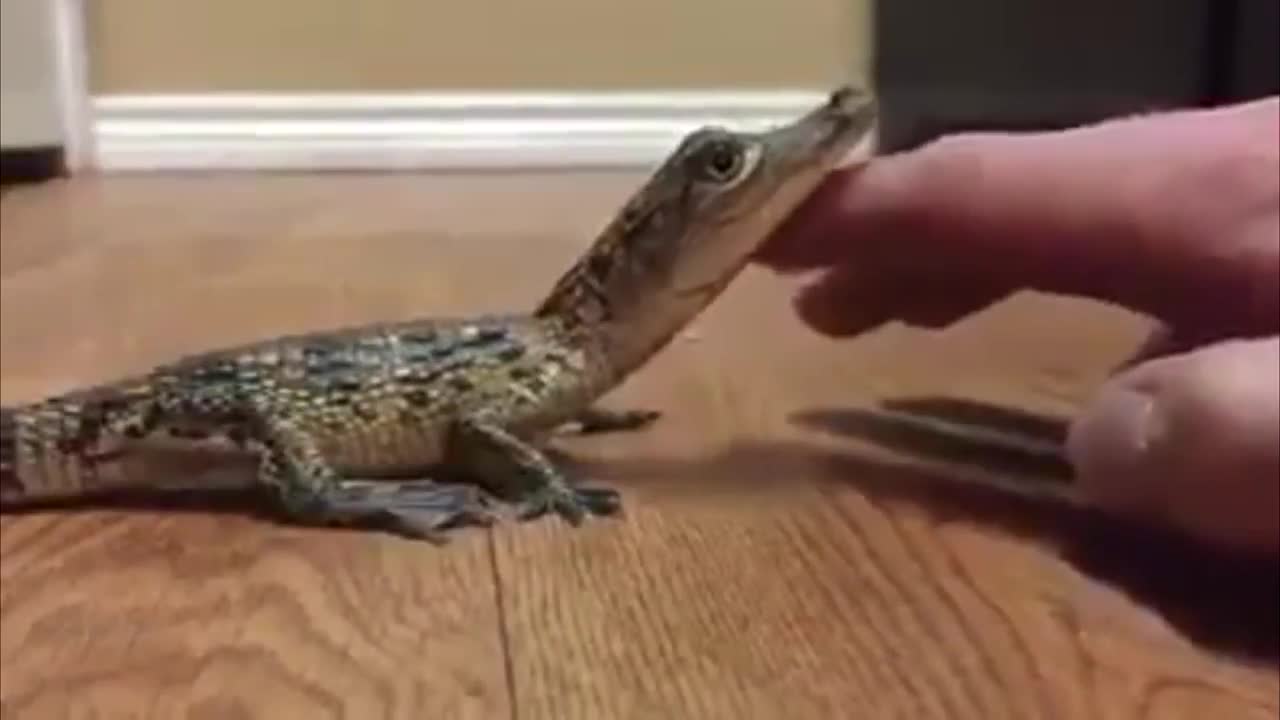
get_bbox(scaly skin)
[0,86,877,541]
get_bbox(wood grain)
[492,276,1280,720]
[0,173,622,720]
[2,174,1277,719]
[1,512,503,719]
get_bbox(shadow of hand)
[563,395,1278,663]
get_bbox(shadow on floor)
[876,395,1071,445]
[1,486,269,516]
[803,440,1278,665]
[789,401,1075,488]
[564,398,1279,665]
[788,396,1278,664]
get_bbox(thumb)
[1066,336,1279,552]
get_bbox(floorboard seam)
[487,528,520,720]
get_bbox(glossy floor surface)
[2,174,1276,719]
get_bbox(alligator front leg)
[450,416,622,525]
[250,411,495,541]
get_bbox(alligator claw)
[514,483,621,526]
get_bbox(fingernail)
[1066,386,1167,508]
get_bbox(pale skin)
[756,96,1279,554]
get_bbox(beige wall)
[87,0,870,93]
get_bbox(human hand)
[756,97,1279,553]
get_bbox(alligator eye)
[703,141,743,182]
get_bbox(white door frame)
[49,0,93,172]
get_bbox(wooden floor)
[1,174,1276,720]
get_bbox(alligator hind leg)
[450,416,622,525]
[249,410,495,541]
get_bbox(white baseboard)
[90,90,848,172]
